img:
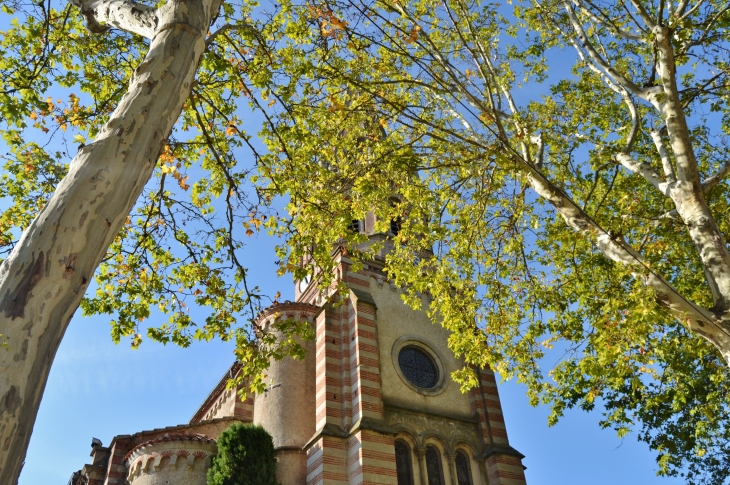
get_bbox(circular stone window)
[392,336,448,395]
[398,346,439,389]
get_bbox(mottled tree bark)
[0,0,220,481]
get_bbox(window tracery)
[395,440,414,485]
[455,451,472,485]
[398,346,439,389]
[425,446,444,485]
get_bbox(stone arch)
[452,440,476,457]
[448,434,479,455]
[391,424,418,445]
[420,431,449,453]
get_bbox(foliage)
[2,0,730,482]
[249,0,730,483]
[0,0,311,392]
[207,423,279,485]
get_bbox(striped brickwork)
[471,369,509,445]
[102,439,129,485]
[340,262,383,424]
[348,430,397,485]
[469,368,527,485]
[307,260,400,485]
[232,392,254,422]
[349,299,383,423]
[485,453,527,485]
[307,436,350,485]
[315,303,352,431]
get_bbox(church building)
[70,217,528,485]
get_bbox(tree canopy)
[254,0,730,481]
[1,0,730,483]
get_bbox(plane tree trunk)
[0,0,219,481]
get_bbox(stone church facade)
[70,222,528,485]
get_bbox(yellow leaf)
[226,125,237,136]
[73,134,86,144]
[331,17,347,29]
[29,112,37,120]
[178,175,190,190]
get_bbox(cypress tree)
[207,423,279,485]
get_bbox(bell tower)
[257,214,529,485]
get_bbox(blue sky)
[0,3,694,483]
[18,227,683,485]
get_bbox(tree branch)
[69,0,158,38]
[574,0,644,41]
[205,21,257,46]
[563,1,646,96]
[615,152,673,196]
[650,128,676,183]
[525,159,730,363]
[677,0,709,21]
[625,0,657,28]
[702,160,730,192]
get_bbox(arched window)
[425,446,444,485]
[389,199,402,236]
[390,216,402,236]
[394,440,413,485]
[455,451,472,485]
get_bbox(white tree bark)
[650,26,730,315]
[69,0,159,37]
[0,0,219,481]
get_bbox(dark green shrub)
[207,423,279,485]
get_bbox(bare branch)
[621,88,640,152]
[616,152,673,196]
[69,0,158,38]
[532,133,545,169]
[625,0,657,27]
[677,0,709,20]
[525,159,730,363]
[656,161,729,219]
[650,128,676,183]
[676,0,691,16]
